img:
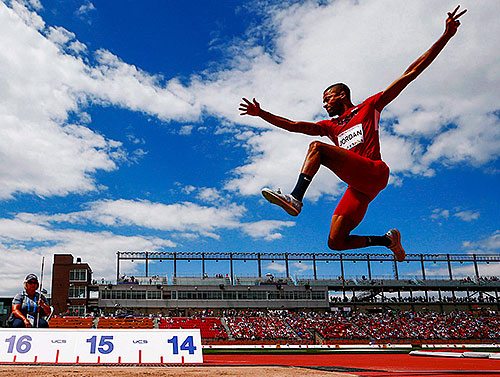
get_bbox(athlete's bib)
[337,123,364,150]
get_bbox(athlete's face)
[323,89,345,117]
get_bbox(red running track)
[204,353,500,377]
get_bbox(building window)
[68,305,86,316]
[312,291,326,300]
[147,291,162,300]
[237,291,267,300]
[69,285,87,299]
[69,269,87,282]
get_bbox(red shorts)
[333,152,389,226]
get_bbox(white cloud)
[454,210,480,222]
[179,125,194,135]
[425,261,500,280]
[424,230,500,276]
[2,1,498,201]
[46,26,75,46]
[0,190,300,294]
[13,196,295,242]
[291,261,312,272]
[196,187,224,204]
[462,230,500,254]
[126,134,145,145]
[21,0,43,11]
[265,261,286,273]
[431,208,450,220]
[422,113,500,167]
[75,1,96,18]
[181,185,197,195]
[422,230,499,277]
[0,2,201,199]
[198,0,500,197]
[0,216,176,296]
[0,3,124,199]
[42,199,246,234]
[241,220,295,241]
[431,208,480,222]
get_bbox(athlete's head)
[323,83,351,117]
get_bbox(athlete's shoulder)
[315,119,336,135]
[316,119,336,126]
[360,92,383,107]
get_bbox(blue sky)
[0,0,498,295]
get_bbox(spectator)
[7,274,51,328]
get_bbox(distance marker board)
[0,328,202,364]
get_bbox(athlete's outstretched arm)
[239,97,323,136]
[376,5,467,111]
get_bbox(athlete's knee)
[328,236,348,251]
[308,140,327,154]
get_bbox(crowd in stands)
[45,309,499,343]
[159,316,228,339]
[97,316,153,329]
[220,309,499,342]
[330,295,498,304]
[224,310,302,341]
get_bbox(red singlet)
[316,92,389,226]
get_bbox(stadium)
[2,252,498,376]
[1,0,499,376]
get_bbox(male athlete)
[239,6,466,261]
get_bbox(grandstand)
[35,251,499,317]
[84,251,499,315]
[46,308,498,345]
[2,252,498,345]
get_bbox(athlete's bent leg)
[328,215,368,250]
[327,189,406,259]
[328,215,394,251]
[328,188,376,250]
[301,141,389,198]
[277,141,347,206]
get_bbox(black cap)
[24,274,38,283]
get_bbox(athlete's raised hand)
[239,97,261,116]
[444,5,467,38]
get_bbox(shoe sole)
[262,189,299,216]
[389,229,406,262]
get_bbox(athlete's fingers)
[455,9,467,19]
[450,5,460,17]
[242,97,252,105]
[252,98,259,106]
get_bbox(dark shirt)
[12,290,48,317]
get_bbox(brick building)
[51,254,93,316]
